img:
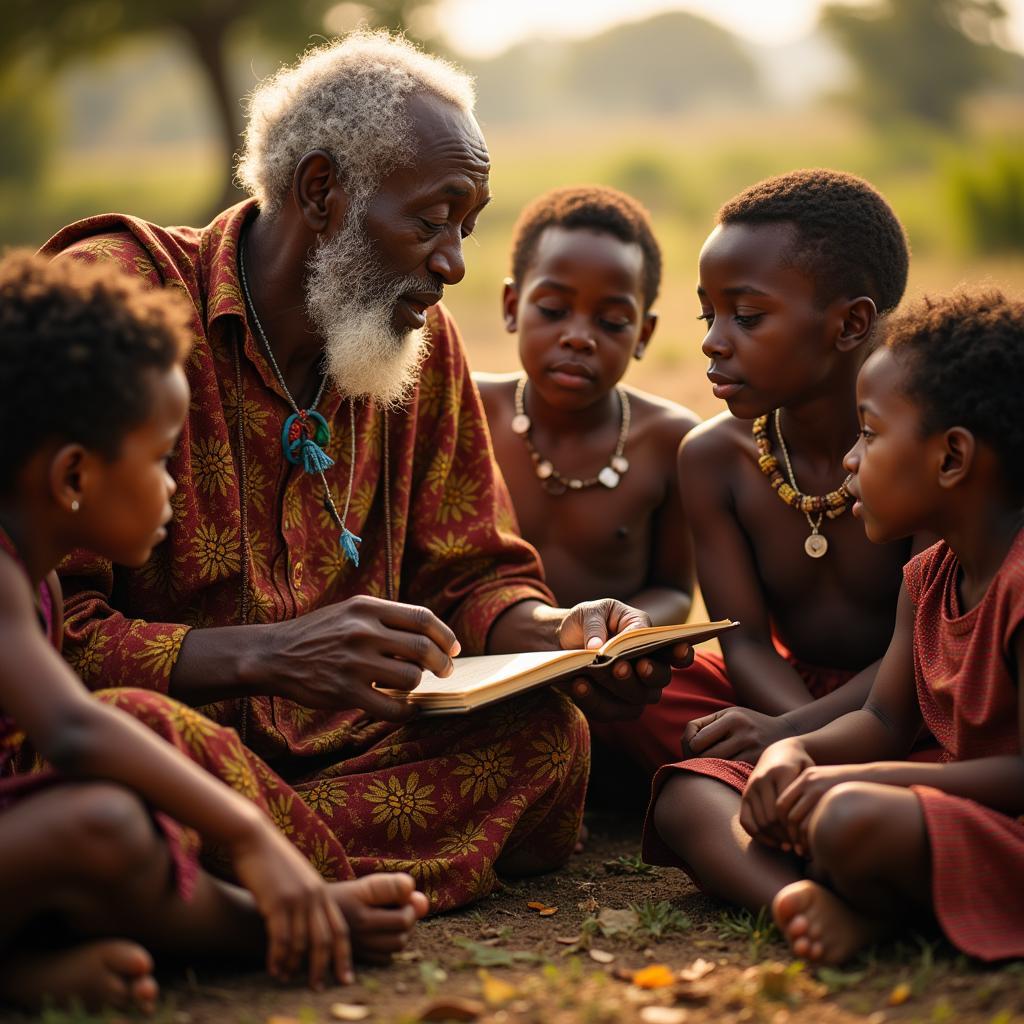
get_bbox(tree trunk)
[179,15,245,219]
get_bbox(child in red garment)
[0,254,424,1013]
[647,290,1024,964]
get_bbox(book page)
[598,619,737,660]
[398,649,593,699]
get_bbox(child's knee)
[66,784,161,880]
[652,772,706,848]
[807,782,886,872]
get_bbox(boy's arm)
[623,411,700,626]
[678,425,815,713]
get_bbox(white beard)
[304,212,437,409]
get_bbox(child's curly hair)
[886,289,1024,491]
[510,185,662,311]
[0,251,192,491]
[719,168,910,316]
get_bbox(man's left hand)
[557,599,692,722]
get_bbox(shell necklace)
[512,375,630,496]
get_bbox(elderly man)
[41,32,683,912]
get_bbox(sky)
[430,0,1024,57]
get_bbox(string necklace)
[238,236,362,566]
[511,375,630,496]
[753,409,853,559]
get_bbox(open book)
[380,619,738,715]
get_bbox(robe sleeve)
[400,304,555,655]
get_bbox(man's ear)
[634,311,658,360]
[48,444,89,513]
[293,150,348,234]
[502,279,519,333]
[937,426,975,489]
[835,295,878,353]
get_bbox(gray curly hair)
[237,31,476,215]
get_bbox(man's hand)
[256,596,460,721]
[557,599,693,722]
[739,738,814,849]
[682,707,796,763]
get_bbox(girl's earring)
[70,499,80,512]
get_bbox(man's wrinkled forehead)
[405,92,490,183]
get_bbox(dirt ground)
[12,773,1023,1024]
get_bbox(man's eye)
[420,219,445,234]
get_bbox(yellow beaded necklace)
[752,410,853,558]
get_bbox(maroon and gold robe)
[34,202,589,911]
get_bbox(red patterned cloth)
[903,533,1024,961]
[601,649,855,775]
[36,203,589,911]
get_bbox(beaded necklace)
[752,410,853,558]
[511,376,630,496]
[238,236,361,566]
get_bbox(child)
[0,253,425,1012]
[476,185,703,730]
[638,169,920,772]
[655,290,1024,964]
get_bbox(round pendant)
[542,477,568,496]
[805,533,828,558]
[511,413,531,435]
[611,455,630,474]
[598,466,621,489]
[535,460,554,480]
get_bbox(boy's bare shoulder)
[623,385,700,447]
[678,411,753,475]
[471,371,520,420]
[472,371,521,393]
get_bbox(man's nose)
[427,232,466,286]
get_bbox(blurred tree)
[3,0,438,210]
[822,0,1013,127]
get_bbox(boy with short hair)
[476,186,714,750]
[648,168,917,772]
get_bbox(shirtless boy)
[652,169,915,770]
[476,186,701,741]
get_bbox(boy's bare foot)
[0,939,158,1013]
[331,873,429,964]
[772,880,884,965]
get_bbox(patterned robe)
[36,202,589,911]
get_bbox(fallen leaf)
[478,969,517,1007]
[539,906,559,916]
[417,996,485,1022]
[887,982,912,1006]
[640,1008,689,1024]
[679,958,716,982]
[589,948,616,964]
[632,964,677,989]
[330,1005,371,1022]
[578,896,600,913]
[526,901,548,911]
[555,934,581,945]
[266,1018,301,1024]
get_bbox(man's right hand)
[254,596,460,720]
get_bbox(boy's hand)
[230,819,353,989]
[682,707,795,763]
[739,738,813,849]
[557,599,692,722]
